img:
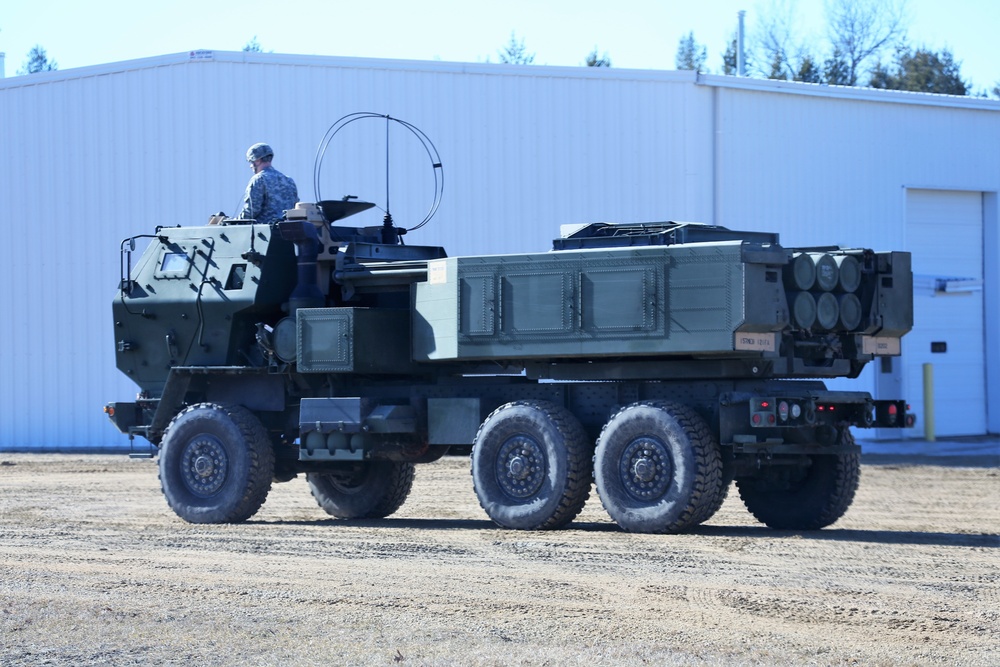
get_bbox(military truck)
[107,122,914,534]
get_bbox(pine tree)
[18,45,57,75]
[824,48,852,85]
[869,46,969,95]
[497,32,535,65]
[585,47,611,68]
[675,32,708,73]
[796,55,824,83]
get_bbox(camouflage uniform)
[237,144,298,225]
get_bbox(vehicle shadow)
[565,522,999,548]
[687,524,1000,548]
[253,517,999,548]
[253,517,497,531]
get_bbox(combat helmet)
[246,143,274,162]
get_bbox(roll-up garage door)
[896,189,985,436]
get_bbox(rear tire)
[736,434,860,530]
[690,446,734,526]
[307,461,415,519]
[158,403,274,524]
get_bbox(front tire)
[158,403,274,524]
[471,400,591,530]
[594,401,722,534]
[307,461,415,519]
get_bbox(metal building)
[1,50,997,450]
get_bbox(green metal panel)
[581,267,656,331]
[411,242,783,362]
[667,246,741,350]
[460,273,496,335]
[502,270,574,333]
[427,397,481,445]
[874,252,913,337]
[298,309,352,372]
[297,307,414,373]
[412,258,459,360]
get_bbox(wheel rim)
[326,466,372,496]
[619,436,674,502]
[495,435,546,500]
[180,433,229,498]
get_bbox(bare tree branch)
[825,0,909,85]
[757,0,801,79]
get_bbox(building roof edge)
[2,49,997,112]
[696,72,1000,111]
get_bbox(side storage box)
[297,307,414,373]
[412,243,778,362]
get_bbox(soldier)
[237,143,298,225]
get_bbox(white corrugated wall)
[0,52,997,449]
[706,80,1000,434]
[711,84,999,246]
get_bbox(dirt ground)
[0,454,996,666]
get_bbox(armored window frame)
[154,245,195,280]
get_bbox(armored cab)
[113,223,296,393]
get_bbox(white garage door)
[898,189,986,436]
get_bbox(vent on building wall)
[913,274,983,295]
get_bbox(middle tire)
[307,461,415,519]
[471,400,592,530]
[594,401,723,534]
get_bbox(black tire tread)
[595,400,723,534]
[471,400,592,530]
[367,462,416,519]
[695,452,735,526]
[158,402,274,524]
[307,461,416,520]
[736,432,860,530]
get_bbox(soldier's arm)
[237,176,265,220]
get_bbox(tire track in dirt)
[0,454,997,666]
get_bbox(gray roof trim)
[696,72,1000,111]
[0,49,697,90]
[2,49,997,112]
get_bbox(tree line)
[7,1,1000,98]
[674,0,985,97]
[504,0,996,98]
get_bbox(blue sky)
[1,0,997,93]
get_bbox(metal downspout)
[712,85,720,227]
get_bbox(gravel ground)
[0,454,997,666]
